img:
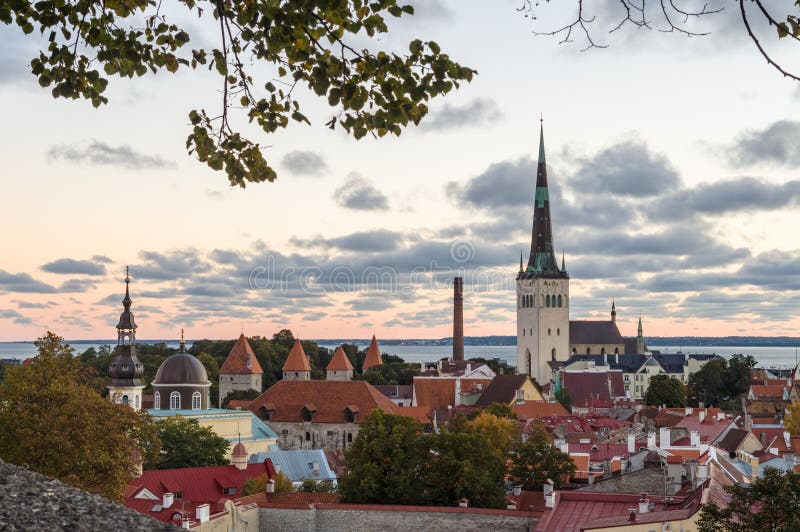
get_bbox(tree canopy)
[697,468,800,531]
[151,416,229,470]
[2,0,474,186]
[644,374,687,408]
[508,424,575,490]
[687,355,756,408]
[0,332,160,501]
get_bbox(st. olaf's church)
[516,124,645,386]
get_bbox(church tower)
[108,267,145,410]
[516,123,570,386]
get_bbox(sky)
[1,0,800,341]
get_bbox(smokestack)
[453,277,464,361]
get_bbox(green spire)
[538,118,546,164]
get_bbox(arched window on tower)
[191,392,202,410]
[614,347,620,354]
[522,329,525,336]
[154,392,160,409]
[586,347,591,355]
[601,348,606,355]
[558,295,562,307]
[545,295,550,307]
[552,348,556,361]
[121,395,129,406]
[170,391,181,410]
[572,348,577,355]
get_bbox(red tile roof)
[362,335,383,370]
[395,406,432,424]
[238,492,341,508]
[327,347,354,371]
[282,339,311,372]
[750,385,787,399]
[248,380,397,423]
[413,378,456,410]
[674,410,733,444]
[568,443,630,461]
[219,334,263,375]
[512,401,570,421]
[124,459,276,524]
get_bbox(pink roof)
[124,459,276,524]
[675,412,733,444]
[568,443,630,461]
[561,371,625,404]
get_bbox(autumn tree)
[644,375,687,408]
[697,468,800,531]
[0,332,160,501]
[462,410,518,459]
[508,424,575,490]
[241,471,293,496]
[785,403,800,436]
[152,416,229,469]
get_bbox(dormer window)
[345,405,360,423]
[302,404,317,422]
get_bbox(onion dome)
[232,441,247,457]
[153,353,210,386]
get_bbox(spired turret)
[108,267,145,410]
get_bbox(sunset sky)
[1,0,799,341]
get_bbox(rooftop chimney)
[266,479,275,493]
[638,494,650,514]
[458,498,469,508]
[627,433,636,454]
[453,277,464,361]
[163,492,174,509]
[195,504,210,523]
[628,508,636,521]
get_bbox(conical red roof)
[327,347,354,371]
[362,335,383,370]
[283,339,311,372]
[219,334,263,374]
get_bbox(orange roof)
[327,347,354,371]
[750,385,786,399]
[283,339,311,372]
[512,401,570,421]
[570,454,590,479]
[413,378,456,410]
[396,406,432,424]
[219,334,263,374]
[363,334,383,370]
[248,380,397,423]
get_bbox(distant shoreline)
[2,335,800,348]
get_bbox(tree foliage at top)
[697,468,800,532]
[0,332,160,501]
[508,424,575,490]
[2,0,474,186]
[643,374,687,408]
[520,1,800,81]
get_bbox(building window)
[523,329,526,336]
[548,328,551,336]
[546,295,550,307]
[121,395,129,406]
[557,328,560,335]
[347,433,353,443]
[305,432,311,441]
[191,392,201,410]
[614,348,619,354]
[624,375,630,382]
[530,328,533,336]
[327,431,335,436]
[222,487,237,495]
[601,348,606,355]
[558,295,562,307]
[551,348,556,361]
[170,391,181,410]
[135,395,140,409]
[586,348,591,355]
[572,348,577,354]
[282,429,289,436]
[154,392,160,409]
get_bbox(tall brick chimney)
[453,277,464,361]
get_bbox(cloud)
[334,174,389,210]
[14,300,54,309]
[728,120,800,167]
[0,309,33,325]
[281,150,329,176]
[292,230,404,253]
[0,270,57,293]
[569,141,680,197]
[422,98,502,132]
[59,278,98,293]
[648,177,800,221]
[134,249,212,280]
[41,258,106,276]
[446,158,535,209]
[406,0,454,21]
[47,140,176,170]
[92,255,113,264]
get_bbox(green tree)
[271,329,297,351]
[508,424,575,490]
[725,354,757,397]
[299,478,336,493]
[555,387,572,411]
[463,410,518,459]
[221,388,260,408]
[152,416,229,470]
[644,375,687,408]
[688,359,728,407]
[419,431,507,509]
[697,468,800,532]
[4,2,474,186]
[0,332,160,501]
[339,410,422,505]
